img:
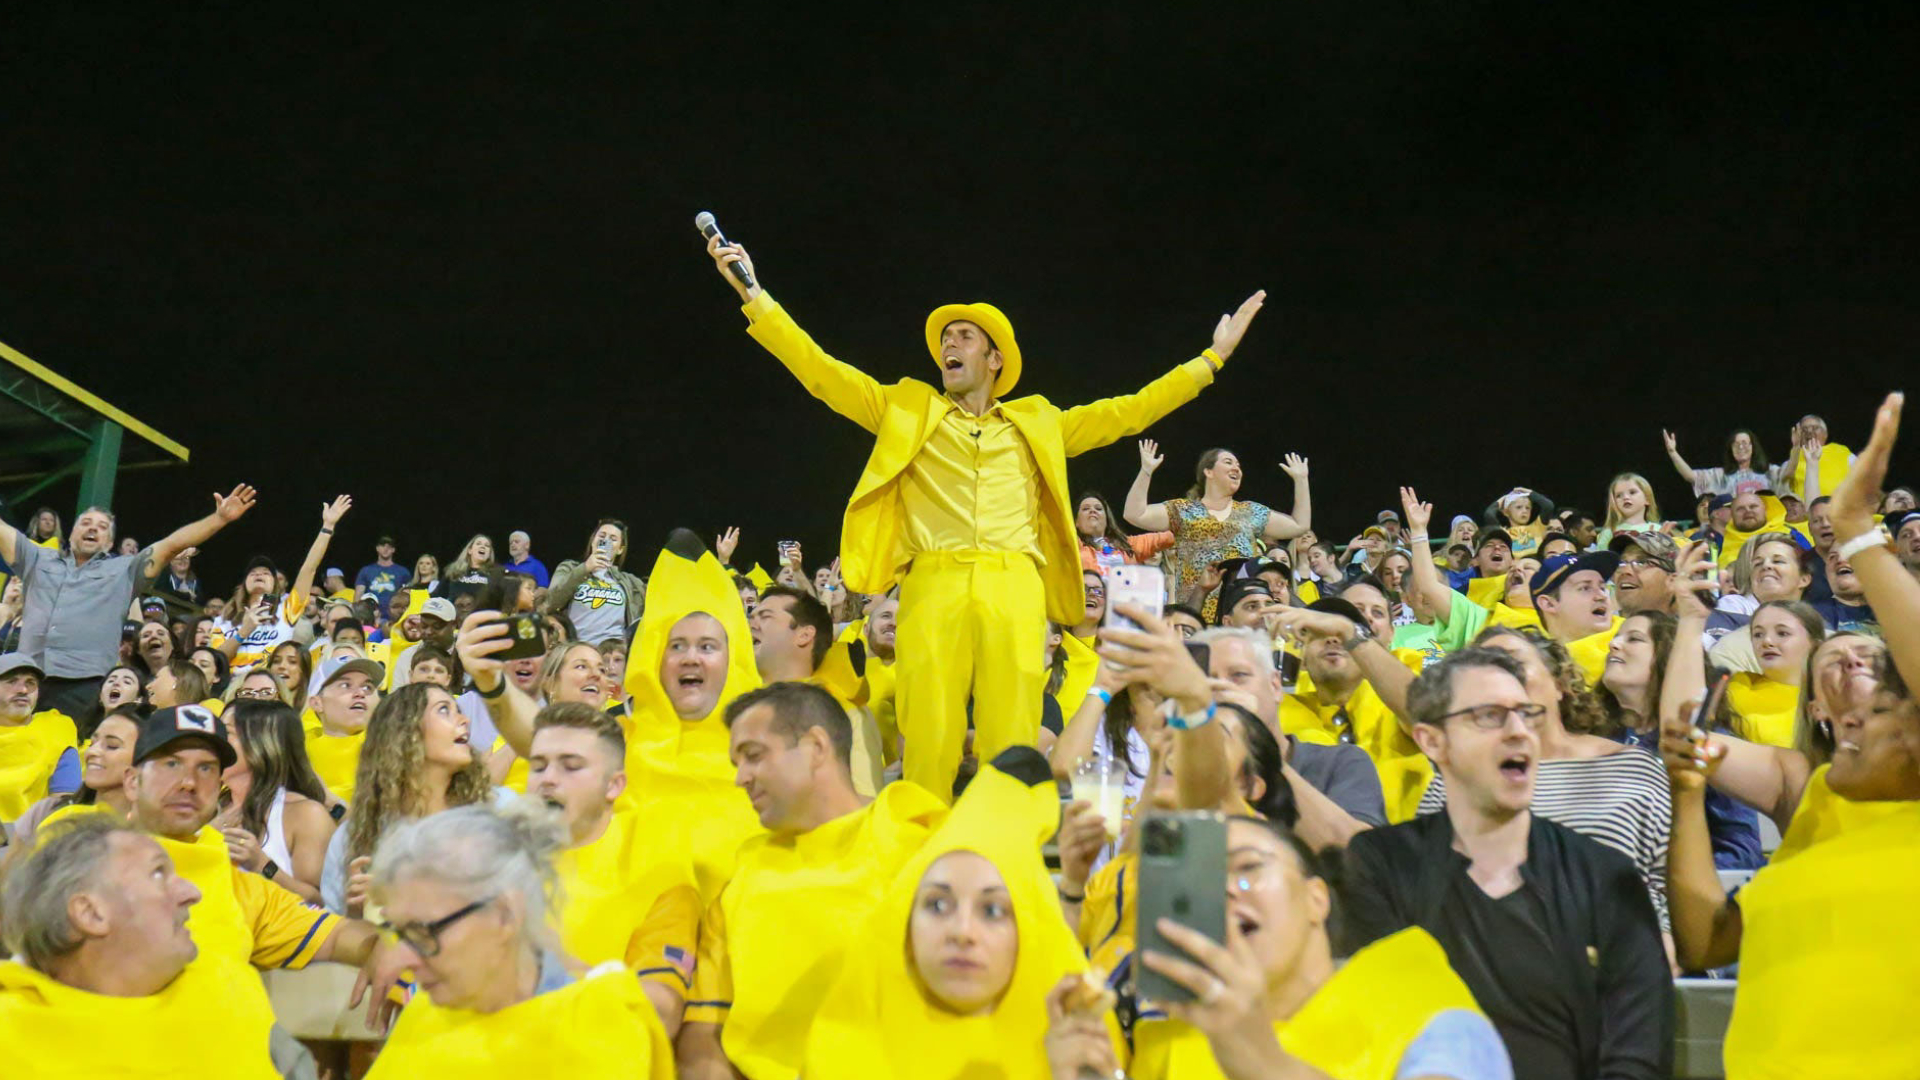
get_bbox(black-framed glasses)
[1618,558,1674,573]
[1432,703,1547,730]
[381,896,493,958]
[235,687,278,700]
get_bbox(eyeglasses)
[380,896,493,958]
[235,687,278,700]
[1617,558,1674,573]
[1431,703,1547,729]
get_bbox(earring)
[1818,719,1831,739]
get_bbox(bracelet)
[318,527,333,535]
[1168,701,1216,731]
[1058,885,1086,903]
[1836,526,1892,562]
[1200,347,1223,371]
[1089,686,1113,706]
[1407,532,1429,543]
[477,679,505,700]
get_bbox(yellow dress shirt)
[900,402,1043,560]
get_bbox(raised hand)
[1209,290,1266,362]
[1829,391,1904,541]
[1279,453,1309,482]
[1139,438,1164,473]
[705,232,761,303]
[320,495,352,529]
[715,526,740,565]
[212,483,258,523]
[1662,429,1679,454]
[1673,541,1717,618]
[1659,684,1730,792]
[1399,486,1432,535]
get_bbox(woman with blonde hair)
[226,666,294,706]
[1598,472,1661,548]
[445,534,499,605]
[266,639,314,712]
[411,552,443,596]
[319,683,498,915]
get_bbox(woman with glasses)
[1417,625,1676,942]
[362,799,673,1077]
[217,699,337,903]
[227,667,294,707]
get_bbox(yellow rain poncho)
[0,709,77,821]
[367,963,674,1079]
[1722,798,1920,1077]
[619,530,765,900]
[554,805,701,997]
[804,747,1119,1079]
[1130,927,1486,1080]
[0,956,287,1080]
[1726,672,1800,748]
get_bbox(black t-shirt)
[1434,879,1583,1080]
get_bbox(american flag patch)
[663,946,695,981]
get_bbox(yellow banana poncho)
[0,709,77,821]
[804,747,1119,1080]
[1726,672,1800,749]
[367,963,674,1079]
[619,530,765,900]
[1723,798,1920,1077]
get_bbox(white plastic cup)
[1070,756,1128,839]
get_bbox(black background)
[5,6,1916,587]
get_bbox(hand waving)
[1399,486,1432,535]
[1209,290,1267,362]
[1279,453,1309,482]
[1139,438,1164,473]
[320,495,352,529]
[213,484,258,523]
[715,526,740,565]
[1829,392,1903,541]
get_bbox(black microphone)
[695,211,756,289]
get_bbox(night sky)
[5,7,1917,587]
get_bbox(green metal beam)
[6,460,83,508]
[75,419,123,513]
[0,367,90,440]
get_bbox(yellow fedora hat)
[925,302,1022,397]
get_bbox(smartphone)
[595,535,616,558]
[1694,670,1732,733]
[1102,565,1166,633]
[492,613,546,660]
[777,539,799,562]
[1135,811,1228,1005]
[1278,649,1302,689]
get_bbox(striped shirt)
[1418,747,1672,931]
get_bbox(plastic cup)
[1070,756,1128,839]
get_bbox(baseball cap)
[1529,551,1622,603]
[419,597,457,622]
[0,652,45,680]
[139,596,168,614]
[1377,510,1400,524]
[1218,578,1272,618]
[134,704,237,769]
[1305,596,1364,628]
[1450,514,1476,531]
[377,535,396,546]
[1254,556,1293,579]
[324,566,346,579]
[244,555,280,578]
[1884,509,1920,538]
[1707,494,1733,512]
[1475,527,1514,552]
[1609,530,1678,570]
[316,655,385,692]
[1446,542,1472,556]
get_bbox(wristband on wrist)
[318,527,333,535]
[1089,686,1113,706]
[477,678,505,699]
[1201,348,1223,371]
[1407,532,1430,543]
[1168,701,1216,731]
[1058,884,1086,903]
[1836,525,1892,562]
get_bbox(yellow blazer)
[743,292,1220,624]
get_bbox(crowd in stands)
[0,234,1917,1080]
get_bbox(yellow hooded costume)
[804,747,1120,1079]
[618,530,766,900]
[0,708,77,821]
[367,963,673,1079]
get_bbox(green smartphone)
[1135,811,1228,1005]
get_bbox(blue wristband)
[1168,702,1216,731]
[1089,687,1113,706]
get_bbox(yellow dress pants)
[894,551,1046,802]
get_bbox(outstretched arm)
[144,484,258,579]
[708,234,888,433]
[1829,392,1920,689]
[1059,291,1264,456]
[290,496,351,614]
[1125,439,1172,531]
[1661,430,1699,488]
[1397,488,1455,623]
[1260,454,1311,541]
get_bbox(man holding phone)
[707,230,1265,799]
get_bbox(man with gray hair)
[505,529,550,588]
[0,815,315,1076]
[0,484,258,719]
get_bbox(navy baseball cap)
[133,704,237,769]
[1529,551,1621,603]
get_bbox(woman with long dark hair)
[1124,440,1311,612]
[1662,426,1797,497]
[541,518,647,647]
[1075,491,1169,570]
[217,700,338,903]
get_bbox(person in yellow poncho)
[301,654,384,803]
[459,529,766,903]
[0,653,78,823]
[1115,816,1509,1080]
[705,230,1263,802]
[749,585,885,794]
[1718,491,1812,567]
[1788,413,1855,499]
[679,681,947,1080]
[1725,600,1824,747]
[526,701,699,1037]
[0,815,308,1079]
[805,746,1124,1080]
[362,798,673,1079]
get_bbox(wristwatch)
[1341,621,1374,652]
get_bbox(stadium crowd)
[0,234,1916,1080]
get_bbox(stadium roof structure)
[0,337,189,517]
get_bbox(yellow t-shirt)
[0,710,78,821]
[900,402,1043,559]
[1465,575,1507,611]
[1487,602,1542,631]
[304,729,365,805]
[1129,928,1485,1080]
[0,956,286,1079]
[1723,798,1920,1077]
[152,826,338,973]
[368,965,673,1079]
[1727,673,1800,748]
[1772,763,1910,864]
[554,807,700,998]
[685,782,947,1080]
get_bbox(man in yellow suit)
[706,232,1264,798]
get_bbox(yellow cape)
[618,530,765,902]
[804,748,1119,1079]
[1788,441,1853,500]
[0,709,77,821]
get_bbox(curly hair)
[347,684,493,861]
[1472,624,1608,735]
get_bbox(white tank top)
[262,788,295,872]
